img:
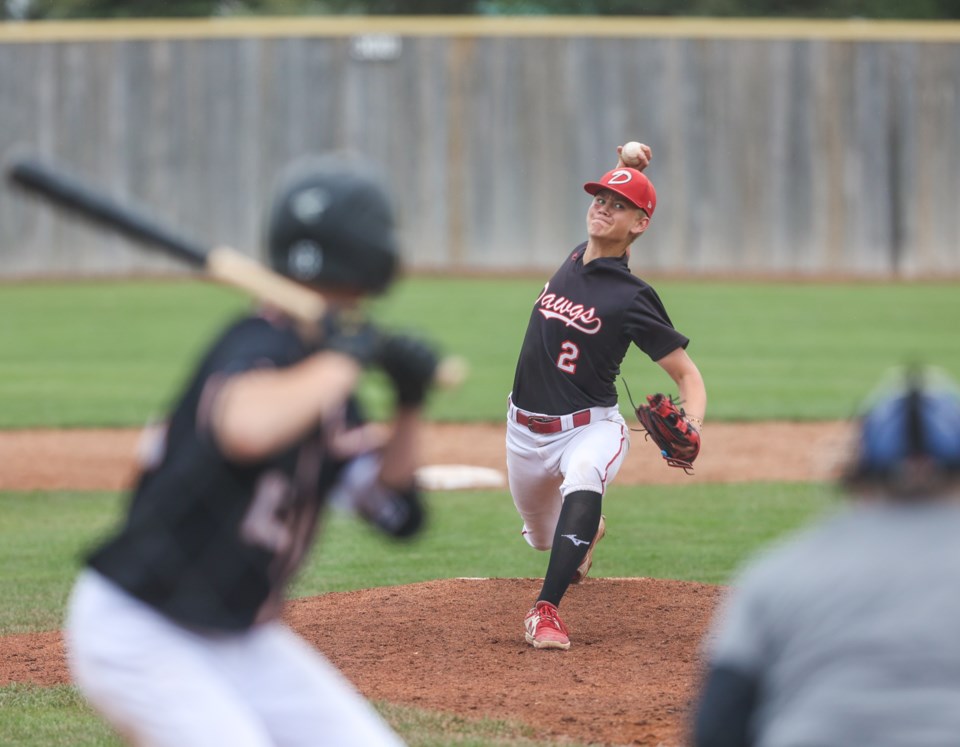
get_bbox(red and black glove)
[634,393,701,474]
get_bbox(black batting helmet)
[266,153,399,294]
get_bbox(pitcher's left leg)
[506,418,565,550]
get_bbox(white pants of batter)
[65,570,405,747]
[506,397,630,551]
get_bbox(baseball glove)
[634,393,701,474]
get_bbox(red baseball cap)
[583,168,656,217]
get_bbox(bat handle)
[207,246,327,322]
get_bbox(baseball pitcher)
[507,142,707,650]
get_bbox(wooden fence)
[0,17,958,278]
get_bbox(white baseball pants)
[65,570,406,747]
[505,398,629,551]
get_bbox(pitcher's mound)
[287,576,724,747]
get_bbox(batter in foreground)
[64,153,437,746]
[507,142,707,650]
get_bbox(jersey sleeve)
[624,286,690,361]
[180,316,306,445]
[203,316,303,377]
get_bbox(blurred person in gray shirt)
[692,365,960,747]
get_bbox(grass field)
[0,277,957,426]
[1,276,957,745]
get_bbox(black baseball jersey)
[511,243,689,415]
[88,314,359,632]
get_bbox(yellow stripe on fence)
[1,16,960,43]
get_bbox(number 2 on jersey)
[556,340,580,374]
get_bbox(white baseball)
[620,141,650,168]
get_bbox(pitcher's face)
[586,189,649,242]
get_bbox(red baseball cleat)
[524,600,571,650]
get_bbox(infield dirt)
[0,421,849,746]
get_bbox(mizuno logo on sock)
[561,534,589,547]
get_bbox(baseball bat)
[5,156,466,388]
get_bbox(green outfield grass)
[0,277,957,427]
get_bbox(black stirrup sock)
[537,490,602,607]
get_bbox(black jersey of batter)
[511,243,689,415]
[88,314,356,632]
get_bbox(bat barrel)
[8,158,207,267]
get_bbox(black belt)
[515,409,591,434]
